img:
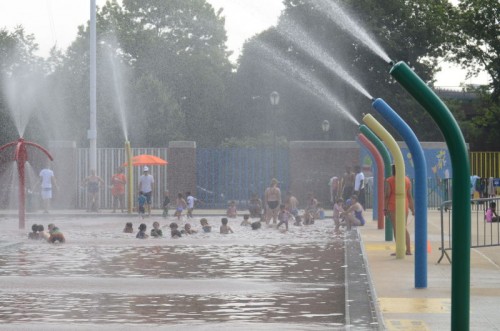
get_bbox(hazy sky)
[0,0,489,88]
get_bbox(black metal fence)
[438,197,500,264]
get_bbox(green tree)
[448,0,500,101]
[231,0,454,142]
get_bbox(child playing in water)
[123,222,133,233]
[28,224,40,239]
[333,197,345,230]
[226,201,238,218]
[251,220,262,230]
[169,222,182,238]
[200,218,212,233]
[162,190,170,218]
[277,204,292,231]
[136,223,149,239]
[150,221,163,238]
[174,193,187,220]
[182,223,197,235]
[220,218,234,234]
[37,224,50,240]
[138,191,147,218]
[240,214,251,226]
[47,224,65,243]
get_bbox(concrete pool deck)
[358,209,500,331]
[3,208,500,330]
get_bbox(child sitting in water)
[182,223,197,235]
[37,224,50,241]
[123,222,133,233]
[47,224,65,243]
[200,218,212,233]
[251,220,262,230]
[169,222,182,238]
[293,215,302,226]
[28,224,40,239]
[220,217,234,234]
[136,223,149,239]
[240,214,251,226]
[226,201,238,218]
[150,221,163,238]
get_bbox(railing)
[438,197,500,264]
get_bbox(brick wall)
[167,141,197,199]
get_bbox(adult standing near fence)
[38,163,58,213]
[138,166,154,216]
[264,178,281,225]
[354,165,365,207]
[384,164,414,256]
[111,167,126,213]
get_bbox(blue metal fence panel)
[196,148,289,209]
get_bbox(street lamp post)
[322,120,330,140]
[270,91,280,178]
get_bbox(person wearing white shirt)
[138,166,154,216]
[354,166,365,207]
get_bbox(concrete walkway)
[359,209,500,331]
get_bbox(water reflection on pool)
[0,215,347,329]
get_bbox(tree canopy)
[0,0,497,150]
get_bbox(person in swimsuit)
[342,195,365,230]
[82,169,105,212]
[174,193,187,220]
[264,178,281,225]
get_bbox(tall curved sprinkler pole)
[363,114,406,259]
[390,61,471,330]
[355,136,379,221]
[372,98,428,288]
[0,138,53,229]
[125,140,133,214]
[359,125,393,239]
[357,134,385,226]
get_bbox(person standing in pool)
[82,169,105,212]
[111,167,126,213]
[264,178,281,225]
[138,166,154,216]
[38,163,58,213]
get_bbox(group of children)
[125,217,241,239]
[157,191,203,220]
[28,223,66,243]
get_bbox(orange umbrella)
[123,154,168,166]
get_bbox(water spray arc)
[125,140,133,214]
[363,114,407,259]
[0,138,53,229]
[357,134,384,226]
[372,98,428,289]
[359,125,392,236]
[390,61,471,330]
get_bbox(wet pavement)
[0,213,379,330]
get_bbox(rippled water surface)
[0,215,347,329]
